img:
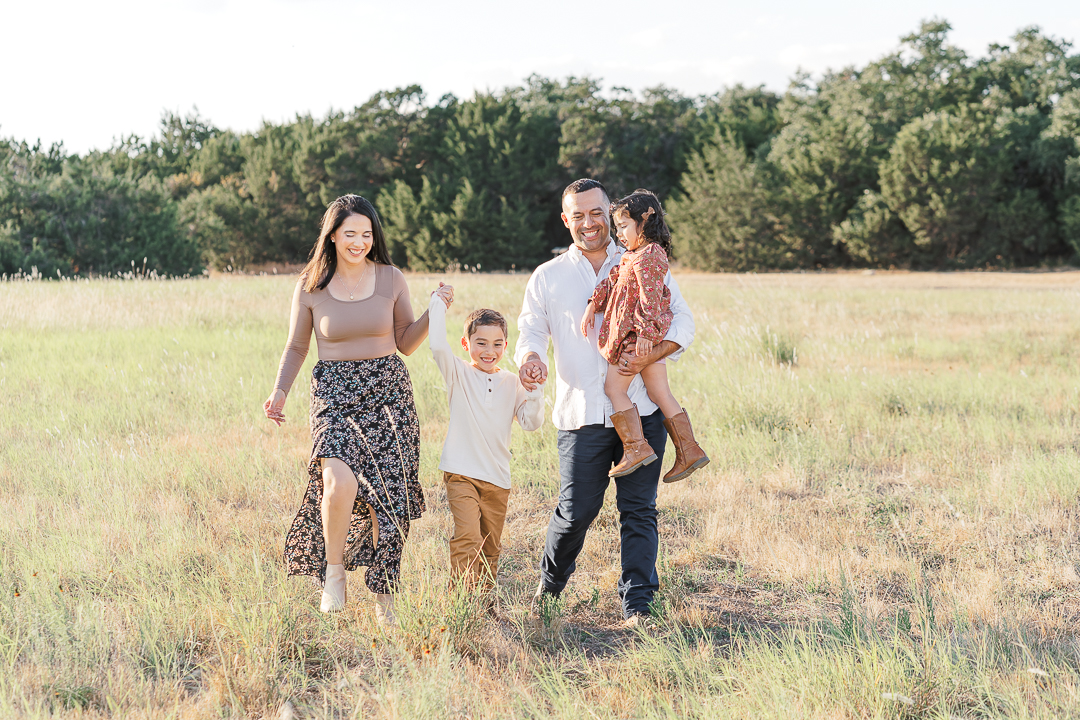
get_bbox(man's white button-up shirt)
[514,241,695,432]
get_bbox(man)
[515,178,695,624]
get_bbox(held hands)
[432,282,454,308]
[580,301,595,337]
[264,389,286,426]
[518,352,548,391]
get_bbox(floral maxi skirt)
[284,355,425,594]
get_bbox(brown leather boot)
[662,409,710,483]
[609,405,657,477]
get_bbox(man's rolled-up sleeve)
[514,270,551,367]
[662,272,694,362]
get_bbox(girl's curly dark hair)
[609,189,671,255]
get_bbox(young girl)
[580,189,709,482]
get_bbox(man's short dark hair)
[464,308,508,340]
[562,178,609,203]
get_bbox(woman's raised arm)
[391,269,430,355]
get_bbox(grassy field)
[2,270,1080,719]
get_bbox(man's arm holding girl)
[617,271,694,376]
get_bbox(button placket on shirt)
[579,248,617,427]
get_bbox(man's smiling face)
[561,187,611,254]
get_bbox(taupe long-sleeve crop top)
[273,263,429,395]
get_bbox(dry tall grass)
[2,270,1080,718]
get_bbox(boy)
[428,288,545,592]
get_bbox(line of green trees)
[2,20,1079,278]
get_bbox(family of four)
[263,179,709,626]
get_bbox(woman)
[264,194,453,623]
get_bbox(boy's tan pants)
[444,472,511,586]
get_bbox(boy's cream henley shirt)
[429,295,544,490]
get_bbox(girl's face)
[332,213,374,270]
[614,210,646,251]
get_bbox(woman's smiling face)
[332,214,374,268]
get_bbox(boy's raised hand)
[432,281,454,308]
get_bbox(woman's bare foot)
[320,564,347,613]
[374,593,395,626]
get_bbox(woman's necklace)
[337,261,369,300]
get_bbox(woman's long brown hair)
[301,195,393,293]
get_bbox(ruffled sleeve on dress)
[630,245,673,344]
[588,263,621,311]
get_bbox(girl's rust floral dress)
[589,242,673,365]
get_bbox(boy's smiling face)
[462,324,506,374]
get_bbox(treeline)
[674,21,1080,270]
[2,20,1079,277]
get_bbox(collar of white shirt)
[562,239,621,269]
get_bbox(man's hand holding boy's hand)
[519,352,548,391]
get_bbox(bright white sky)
[2,0,1078,154]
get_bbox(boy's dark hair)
[562,178,609,204]
[609,189,672,255]
[464,308,508,340]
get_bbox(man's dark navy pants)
[539,409,666,618]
